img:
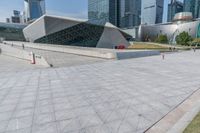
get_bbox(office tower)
[141,0,164,25]
[184,0,200,18]
[88,0,119,26]
[88,0,141,28]
[119,0,141,28]
[168,0,183,22]
[6,10,22,23]
[13,10,21,17]
[24,0,46,22]
[11,10,21,23]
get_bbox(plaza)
[0,48,200,133]
[1,0,200,133]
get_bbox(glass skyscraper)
[24,0,46,22]
[184,0,200,19]
[168,0,183,22]
[88,0,141,28]
[141,0,164,25]
[119,0,141,28]
[88,0,119,26]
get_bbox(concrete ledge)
[167,91,200,133]
[145,88,200,133]
[4,41,160,60]
[3,41,116,59]
[0,43,50,67]
[116,50,160,60]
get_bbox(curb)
[145,88,200,133]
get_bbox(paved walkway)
[0,55,42,72]
[0,51,200,133]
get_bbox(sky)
[0,0,183,23]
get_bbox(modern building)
[168,0,184,22]
[88,0,141,28]
[88,0,119,26]
[24,0,46,22]
[6,10,22,24]
[23,15,131,48]
[13,10,21,17]
[138,12,199,44]
[0,22,26,41]
[141,0,164,25]
[119,0,141,28]
[184,0,200,19]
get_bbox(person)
[22,44,25,49]
[161,53,165,60]
[193,47,196,52]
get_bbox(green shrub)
[155,34,168,44]
[176,31,193,46]
[190,38,200,46]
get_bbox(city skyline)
[0,0,182,23]
[0,0,88,22]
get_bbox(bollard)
[161,53,165,60]
[22,44,25,50]
[30,52,36,64]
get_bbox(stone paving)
[0,50,200,133]
[0,55,43,72]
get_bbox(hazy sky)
[0,0,183,23]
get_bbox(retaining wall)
[0,43,50,67]
[3,41,160,60]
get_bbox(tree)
[155,34,168,44]
[176,31,193,46]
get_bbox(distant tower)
[24,0,46,22]
[141,0,164,25]
[168,0,183,22]
[88,0,119,26]
[184,0,200,19]
[11,10,21,23]
[119,0,141,28]
[88,0,141,28]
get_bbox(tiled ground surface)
[0,55,43,72]
[0,51,200,133]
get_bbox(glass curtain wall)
[184,0,200,18]
[24,0,45,22]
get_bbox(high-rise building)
[168,0,183,22]
[88,0,141,28]
[13,10,21,17]
[141,0,164,25]
[119,0,141,28]
[11,10,21,23]
[88,0,119,26]
[184,0,200,19]
[24,0,46,22]
[6,10,22,24]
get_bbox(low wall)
[3,41,116,59]
[0,43,50,67]
[3,41,160,60]
[116,50,160,60]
